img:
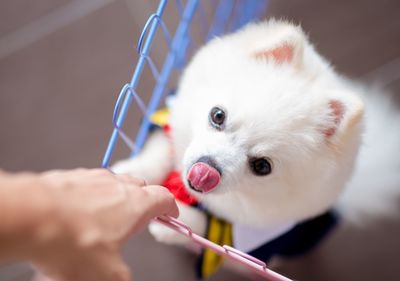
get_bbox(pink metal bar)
[154,216,293,281]
[223,245,267,268]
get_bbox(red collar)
[162,170,198,205]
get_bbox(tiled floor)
[0,0,399,280]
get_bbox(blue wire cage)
[102,0,268,168]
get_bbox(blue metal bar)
[206,0,235,41]
[196,0,210,39]
[137,14,171,54]
[256,0,269,19]
[230,1,248,31]
[145,56,160,80]
[175,34,190,69]
[133,0,199,156]
[230,0,268,32]
[176,0,184,17]
[102,0,168,168]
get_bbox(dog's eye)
[209,107,226,129]
[250,158,272,176]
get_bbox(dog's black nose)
[195,156,222,175]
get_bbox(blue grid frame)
[102,0,268,168]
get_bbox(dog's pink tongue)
[187,162,220,193]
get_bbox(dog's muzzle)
[187,156,221,193]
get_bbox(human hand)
[28,168,178,281]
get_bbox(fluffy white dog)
[113,20,400,275]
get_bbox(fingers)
[116,174,147,187]
[140,185,179,219]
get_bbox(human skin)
[0,168,179,281]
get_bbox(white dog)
[113,20,400,277]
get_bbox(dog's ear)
[323,99,345,138]
[253,24,305,69]
[321,92,364,146]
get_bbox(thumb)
[140,185,179,220]
[124,185,179,237]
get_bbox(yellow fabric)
[200,216,233,279]
[150,108,169,127]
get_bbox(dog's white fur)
[113,20,400,245]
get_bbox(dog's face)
[170,21,364,227]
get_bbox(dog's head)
[170,21,364,227]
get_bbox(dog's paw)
[148,221,190,245]
[111,158,138,174]
[112,157,152,181]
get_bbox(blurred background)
[0,0,399,280]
